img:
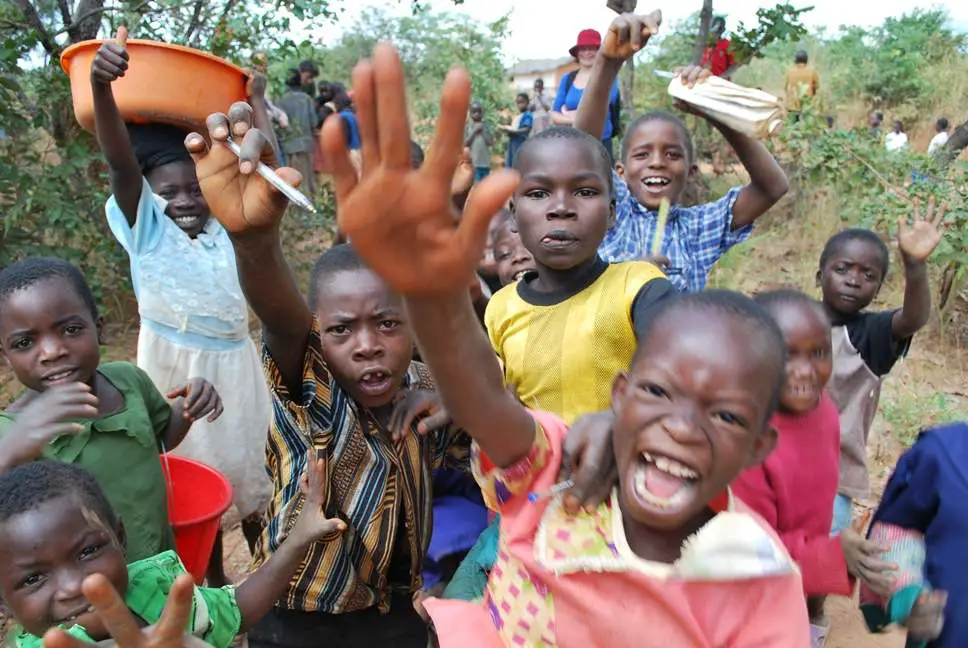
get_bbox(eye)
[575,188,599,198]
[159,189,176,199]
[632,150,649,160]
[811,347,828,359]
[637,382,669,399]
[79,542,106,560]
[713,411,748,428]
[379,319,399,331]
[666,150,683,160]
[524,188,550,199]
[326,325,350,336]
[18,572,45,590]
[495,250,511,261]
[63,324,84,336]
[833,264,847,274]
[864,272,876,281]
[10,337,32,351]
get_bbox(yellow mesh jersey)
[484,261,667,425]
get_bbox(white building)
[507,57,576,94]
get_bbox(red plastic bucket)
[160,455,233,584]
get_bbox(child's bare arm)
[90,27,142,225]
[893,199,944,339]
[320,45,534,467]
[575,12,661,139]
[160,379,223,450]
[186,106,314,393]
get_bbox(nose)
[647,153,667,169]
[53,565,86,607]
[351,327,384,361]
[39,335,68,363]
[789,359,813,380]
[660,407,705,445]
[512,249,533,266]
[546,191,576,220]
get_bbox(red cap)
[569,29,602,58]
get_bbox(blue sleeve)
[872,432,941,533]
[552,75,569,112]
[691,186,749,276]
[521,112,533,130]
[105,176,167,257]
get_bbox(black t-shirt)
[834,309,912,377]
[516,256,675,338]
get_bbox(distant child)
[90,36,272,584]
[464,102,493,182]
[859,421,963,648]
[732,290,895,647]
[927,118,950,156]
[576,11,790,293]
[277,68,319,196]
[817,199,945,534]
[499,93,533,168]
[322,42,812,647]
[0,258,221,562]
[0,459,345,648]
[885,120,909,152]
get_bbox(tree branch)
[693,0,713,65]
[57,0,72,29]
[182,0,205,42]
[13,0,60,55]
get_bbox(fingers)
[416,409,451,435]
[206,397,224,423]
[238,127,272,173]
[153,574,196,644]
[456,169,519,269]
[425,67,471,185]
[371,43,412,169]
[321,113,359,202]
[166,384,189,400]
[80,573,145,647]
[644,10,662,36]
[629,16,645,50]
[351,58,380,175]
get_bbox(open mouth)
[59,604,95,626]
[632,451,700,513]
[172,214,203,229]
[512,269,532,282]
[42,368,77,384]
[641,176,672,193]
[358,368,392,397]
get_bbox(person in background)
[298,59,318,96]
[552,28,622,161]
[701,16,736,80]
[784,50,820,116]
[464,101,493,182]
[250,51,289,131]
[529,78,552,134]
[885,120,909,152]
[334,90,360,151]
[499,92,533,168]
[277,68,317,199]
[869,111,884,140]
[927,117,950,155]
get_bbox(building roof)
[507,57,574,76]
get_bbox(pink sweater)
[731,393,851,596]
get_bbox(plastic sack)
[667,75,784,139]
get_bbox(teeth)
[641,452,698,479]
[643,177,670,186]
[634,463,696,509]
[47,370,72,380]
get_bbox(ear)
[814,269,822,288]
[744,424,778,469]
[611,372,630,417]
[608,199,617,228]
[96,316,106,346]
[508,199,516,215]
[688,162,699,179]
[614,163,626,179]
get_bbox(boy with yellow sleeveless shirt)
[485,126,673,424]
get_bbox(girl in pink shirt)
[732,290,896,646]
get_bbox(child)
[732,290,895,646]
[817,199,944,534]
[91,36,272,585]
[277,68,319,196]
[885,120,909,152]
[317,41,811,647]
[859,421,962,648]
[464,102,493,182]
[575,11,790,293]
[0,258,220,562]
[498,93,532,168]
[0,459,345,648]
[491,211,536,286]
[927,117,949,155]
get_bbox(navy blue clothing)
[871,421,968,647]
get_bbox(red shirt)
[731,393,852,597]
[702,39,735,78]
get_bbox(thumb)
[457,169,518,259]
[166,384,188,399]
[320,517,347,536]
[116,25,128,48]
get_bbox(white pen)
[528,479,575,503]
[222,139,317,214]
[653,69,676,79]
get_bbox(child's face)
[313,268,414,411]
[619,120,694,210]
[516,96,528,112]
[470,106,483,122]
[493,221,536,286]
[0,278,102,393]
[610,314,777,532]
[818,239,884,315]
[0,496,127,639]
[771,302,832,414]
[146,160,211,238]
[512,138,612,273]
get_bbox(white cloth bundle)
[667,76,784,139]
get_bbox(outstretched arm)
[91,27,142,225]
[892,199,944,340]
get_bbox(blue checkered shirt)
[598,170,751,293]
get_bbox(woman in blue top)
[552,28,621,160]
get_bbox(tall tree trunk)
[692,0,714,65]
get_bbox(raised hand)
[91,27,129,85]
[167,378,223,423]
[290,456,347,545]
[601,11,662,61]
[42,573,208,648]
[388,389,452,442]
[898,197,945,264]
[185,102,300,234]
[0,384,98,470]
[320,43,519,295]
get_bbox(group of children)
[0,10,961,648]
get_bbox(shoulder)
[99,361,153,389]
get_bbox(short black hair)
[633,290,787,420]
[514,126,614,195]
[0,460,117,529]
[516,92,529,103]
[754,289,828,326]
[622,111,695,165]
[819,228,890,277]
[0,257,98,322]
[298,60,319,77]
[936,117,949,131]
[794,50,808,64]
[307,244,368,311]
[874,111,884,121]
[286,68,301,88]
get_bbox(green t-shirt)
[15,551,242,648]
[0,362,175,561]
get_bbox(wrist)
[596,53,625,74]
[903,255,927,272]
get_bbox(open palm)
[898,198,945,263]
[320,44,518,295]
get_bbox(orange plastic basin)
[60,39,247,134]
